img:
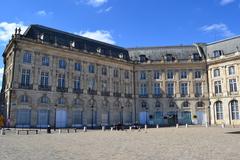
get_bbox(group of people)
[0,114,4,128]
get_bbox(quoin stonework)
[0,25,239,128]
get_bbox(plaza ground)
[0,126,240,160]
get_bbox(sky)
[0,0,240,88]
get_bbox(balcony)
[88,89,97,95]
[19,84,33,90]
[101,91,110,96]
[38,85,51,91]
[139,94,148,98]
[152,94,162,98]
[167,94,174,98]
[125,93,132,98]
[73,88,83,94]
[195,93,202,97]
[56,87,68,92]
[113,92,121,97]
[180,94,188,97]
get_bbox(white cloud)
[85,0,108,7]
[220,0,235,6]
[78,30,115,44]
[37,10,47,16]
[98,6,113,13]
[200,23,235,38]
[0,22,28,42]
[0,67,3,90]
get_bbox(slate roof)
[23,24,130,61]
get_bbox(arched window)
[40,96,49,104]
[155,101,161,108]
[183,101,189,108]
[230,100,239,120]
[215,101,223,120]
[142,101,147,108]
[213,69,220,77]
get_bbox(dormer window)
[192,53,201,61]
[40,33,44,41]
[165,54,174,62]
[213,50,223,58]
[96,47,101,53]
[70,41,75,48]
[139,55,147,63]
[119,53,124,59]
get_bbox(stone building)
[0,24,239,128]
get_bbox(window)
[21,69,31,86]
[195,82,202,96]
[180,71,187,79]
[74,77,81,90]
[58,97,65,105]
[167,70,174,79]
[197,101,204,108]
[183,101,189,108]
[20,95,28,103]
[42,56,49,66]
[113,81,119,93]
[74,99,81,105]
[124,71,129,79]
[40,96,49,104]
[195,70,201,79]
[140,83,147,96]
[166,54,173,61]
[228,66,235,75]
[214,81,222,94]
[180,83,188,96]
[40,72,49,87]
[113,69,118,77]
[88,78,95,90]
[192,53,201,61]
[88,64,95,73]
[141,101,147,108]
[153,83,161,96]
[169,101,175,108]
[215,101,223,120]
[58,74,65,88]
[140,71,146,80]
[231,100,239,120]
[102,66,107,75]
[229,79,237,92]
[213,69,220,77]
[167,82,174,96]
[153,70,160,79]
[213,50,223,58]
[23,52,32,63]
[59,59,66,69]
[101,80,107,91]
[155,101,161,108]
[75,63,81,71]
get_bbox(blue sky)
[0,0,240,88]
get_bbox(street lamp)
[91,105,94,129]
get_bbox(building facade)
[0,25,239,128]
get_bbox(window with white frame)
[229,79,237,92]
[59,59,66,69]
[195,82,202,96]
[40,96,49,104]
[231,100,239,120]
[215,101,223,120]
[228,66,235,75]
[124,70,129,79]
[167,82,174,96]
[140,83,147,96]
[213,69,220,77]
[40,72,49,87]
[21,69,31,86]
[153,70,161,80]
[180,83,188,96]
[180,71,187,79]
[102,66,107,75]
[153,83,161,96]
[194,70,201,79]
[75,63,81,71]
[167,70,174,79]
[42,56,49,66]
[23,52,32,64]
[213,50,223,58]
[113,69,118,77]
[113,81,119,93]
[57,74,65,88]
[140,71,146,80]
[214,81,222,94]
[58,97,65,105]
[88,78,95,90]
[74,77,81,90]
[101,80,107,92]
[88,64,95,73]
[20,95,28,103]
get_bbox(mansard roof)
[128,45,201,61]
[23,24,130,61]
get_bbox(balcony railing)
[180,94,188,97]
[38,85,51,91]
[19,84,33,90]
[167,94,174,98]
[56,87,68,92]
[139,94,148,98]
[88,89,97,95]
[101,91,110,96]
[113,92,121,97]
[73,88,84,94]
[125,93,132,98]
[195,93,202,97]
[152,94,162,98]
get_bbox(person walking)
[0,114,4,129]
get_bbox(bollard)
[176,124,179,128]
[102,126,105,131]
[156,124,159,128]
[185,124,188,128]
[221,123,225,128]
[83,126,87,132]
[1,128,5,135]
[144,125,147,130]
[205,123,208,128]
[129,126,132,131]
[58,129,61,134]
